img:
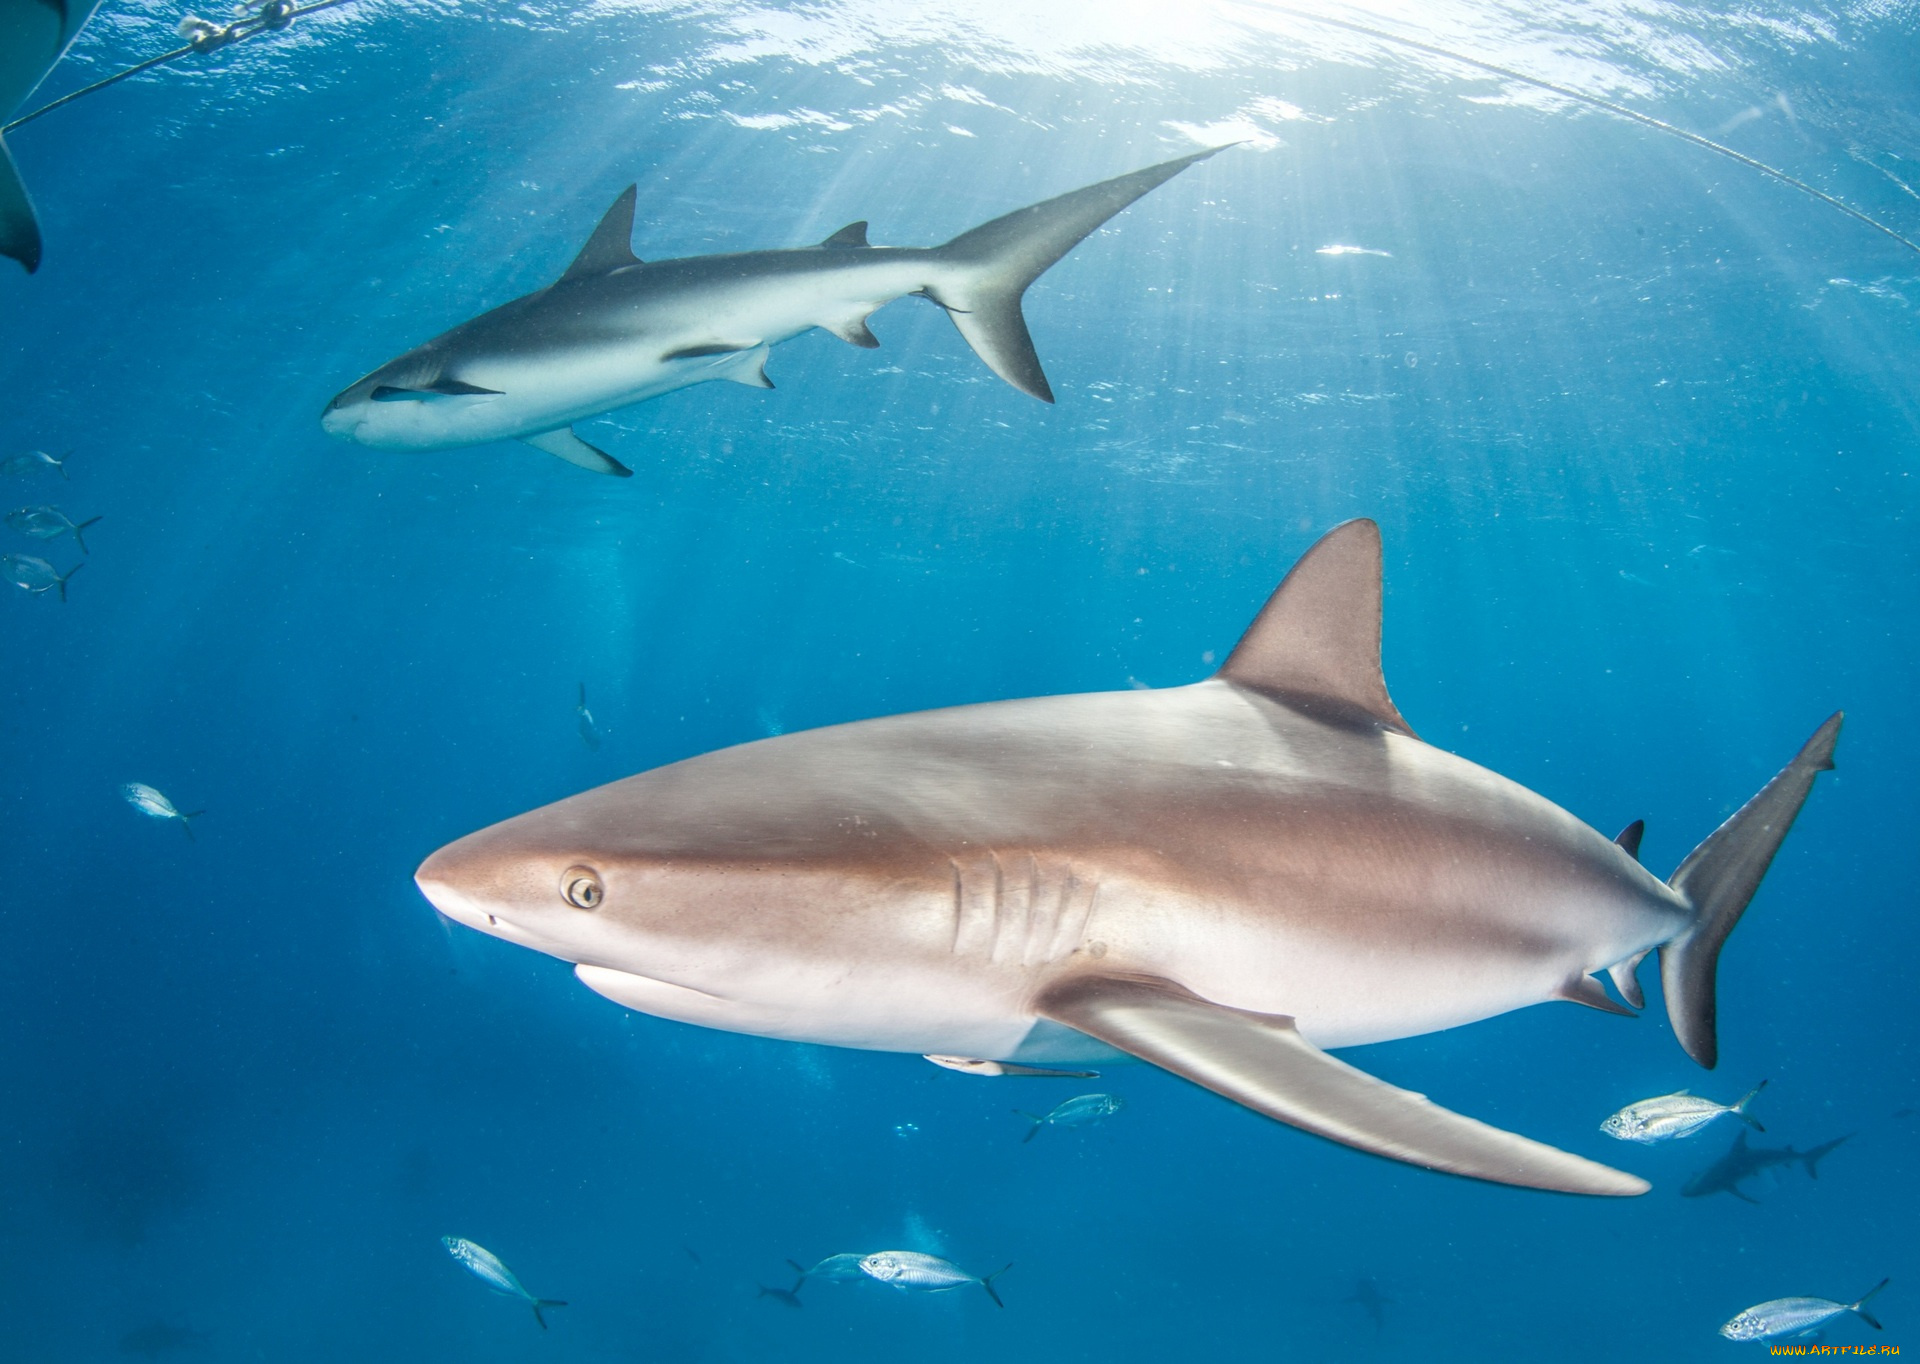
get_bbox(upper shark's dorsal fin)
[820,221,870,249]
[560,186,642,283]
[1218,519,1415,738]
[1614,820,1645,861]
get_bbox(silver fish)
[1721,1279,1888,1341]
[440,1236,567,1329]
[3,552,80,601]
[0,448,68,477]
[121,782,203,840]
[1020,1093,1124,1142]
[859,1251,1009,1307]
[7,505,100,553]
[1601,1081,1766,1143]
[577,683,602,751]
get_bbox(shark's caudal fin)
[929,145,1230,401]
[530,1298,566,1329]
[1036,973,1649,1196]
[1800,1133,1851,1179]
[1,135,42,274]
[1659,713,1842,1067]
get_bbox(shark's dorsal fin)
[1219,519,1415,737]
[560,186,642,283]
[820,221,870,249]
[1614,820,1646,860]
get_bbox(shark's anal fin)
[519,427,633,477]
[1218,519,1417,738]
[1034,973,1649,1196]
[560,185,643,282]
[1557,973,1637,1016]
[0,134,43,275]
[1608,949,1650,1011]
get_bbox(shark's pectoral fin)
[1034,973,1649,1196]
[372,378,504,402]
[519,427,633,477]
[1,135,44,274]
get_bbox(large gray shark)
[2,0,99,273]
[414,521,1841,1196]
[322,147,1227,477]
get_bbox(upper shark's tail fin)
[1,135,43,274]
[928,146,1230,402]
[1800,1133,1851,1180]
[1659,713,1842,1067]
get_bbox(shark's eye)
[561,866,604,909]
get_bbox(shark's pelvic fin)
[1217,519,1417,738]
[930,145,1230,402]
[825,313,881,348]
[1660,712,1842,1067]
[1035,973,1649,1196]
[1557,972,1637,1016]
[719,344,774,388]
[519,427,633,477]
[1,134,44,274]
[820,220,870,249]
[560,185,643,283]
[1613,819,1645,861]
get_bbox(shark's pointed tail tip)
[1658,714,1843,1069]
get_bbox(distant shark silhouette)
[1682,1129,1851,1202]
[415,520,1841,1195]
[2,0,100,273]
[1347,1277,1393,1329]
[323,146,1227,475]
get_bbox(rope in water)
[4,0,358,135]
[1264,3,1920,256]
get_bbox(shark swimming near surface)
[2,0,102,273]
[323,146,1228,476]
[414,520,1840,1195]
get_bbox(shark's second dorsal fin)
[820,221,870,249]
[1218,519,1415,738]
[561,186,643,282]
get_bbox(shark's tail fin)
[1659,714,1842,1067]
[1733,1079,1769,1131]
[1,134,43,275]
[928,146,1229,402]
[55,560,82,603]
[531,1299,566,1329]
[73,516,102,555]
[1800,1133,1851,1180]
[980,1264,1011,1308]
[1849,1278,1889,1330]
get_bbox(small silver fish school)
[122,782,204,840]
[859,1251,1010,1308]
[1020,1093,1124,1143]
[1721,1279,1888,1342]
[2,552,80,601]
[440,1236,568,1329]
[1601,1080,1767,1143]
[0,449,68,478]
[7,506,101,553]
[577,683,602,751]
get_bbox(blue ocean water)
[3,1,1916,1358]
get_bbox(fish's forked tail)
[1660,713,1842,1068]
[55,560,82,603]
[926,146,1231,402]
[179,809,205,842]
[1733,1079,1769,1131]
[73,516,102,555]
[980,1263,1011,1308]
[1015,1110,1043,1143]
[1849,1278,1890,1330]
[1800,1133,1852,1180]
[530,1298,566,1329]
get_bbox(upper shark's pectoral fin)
[1035,973,1649,1196]
[0,135,44,274]
[820,220,870,249]
[372,378,504,402]
[560,185,643,282]
[1218,518,1417,737]
[519,427,633,477]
